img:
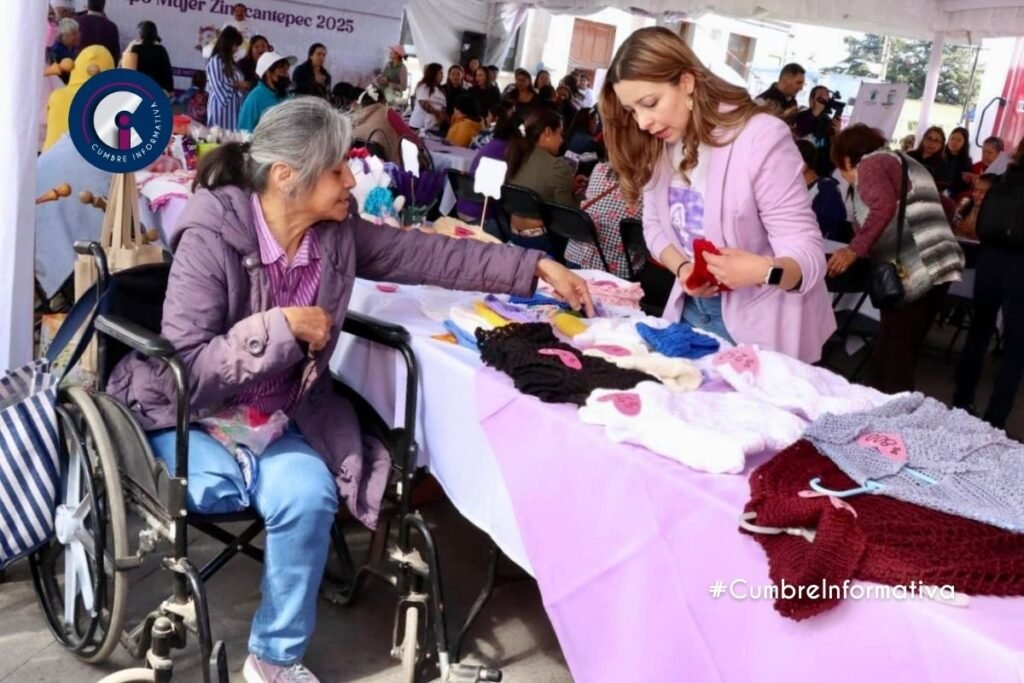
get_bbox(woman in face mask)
[238,51,296,132]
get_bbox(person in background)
[442,65,465,117]
[577,73,596,108]
[221,2,252,60]
[793,85,840,177]
[908,125,947,190]
[756,62,805,118]
[561,74,586,110]
[507,105,587,255]
[382,45,409,95]
[565,162,645,279]
[953,172,998,240]
[293,43,331,98]
[534,70,552,91]
[186,71,209,125]
[123,21,174,94]
[238,51,295,132]
[899,134,916,153]
[554,83,578,128]
[458,113,519,227]
[50,18,79,79]
[943,126,972,198]
[107,96,591,683]
[509,68,537,118]
[963,136,1004,189]
[331,82,361,111]
[565,107,601,155]
[76,0,120,70]
[469,66,501,114]
[601,27,834,363]
[409,63,447,132]
[49,0,75,20]
[470,104,508,150]
[206,26,248,130]
[796,139,848,242]
[827,124,963,392]
[237,35,270,89]
[446,95,483,148]
[486,65,500,88]
[954,141,1024,430]
[44,45,114,151]
[537,84,556,104]
[464,56,482,83]
[350,83,422,165]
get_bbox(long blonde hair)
[599,27,766,204]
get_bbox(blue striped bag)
[0,359,61,569]
[0,278,107,569]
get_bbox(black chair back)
[544,202,612,273]
[353,135,389,162]
[98,263,172,384]
[618,218,649,280]
[500,184,545,221]
[448,169,485,204]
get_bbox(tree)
[826,34,983,106]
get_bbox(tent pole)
[916,32,946,143]
[0,4,45,372]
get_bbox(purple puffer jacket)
[106,186,543,527]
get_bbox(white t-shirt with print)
[667,141,711,258]
[409,84,447,131]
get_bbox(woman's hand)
[704,248,773,290]
[282,306,333,352]
[826,246,859,278]
[677,261,719,298]
[535,259,596,316]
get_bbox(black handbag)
[867,153,910,310]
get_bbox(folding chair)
[543,201,612,272]
[447,169,485,220]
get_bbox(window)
[726,33,755,79]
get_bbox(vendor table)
[425,140,477,216]
[330,274,1024,683]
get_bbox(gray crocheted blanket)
[805,393,1024,532]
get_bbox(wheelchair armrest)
[342,311,411,350]
[95,314,176,359]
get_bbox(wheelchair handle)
[73,240,110,294]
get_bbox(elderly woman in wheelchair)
[93,97,593,683]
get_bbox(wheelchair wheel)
[30,386,128,664]
[400,605,419,683]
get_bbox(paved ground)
[0,323,1018,683]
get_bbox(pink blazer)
[642,113,836,363]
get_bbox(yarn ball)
[364,186,396,218]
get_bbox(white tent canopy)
[4,0,1024,371]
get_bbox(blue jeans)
[148,427,338,666]
[681,295,735,344]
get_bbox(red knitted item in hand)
[685,239,732,292]
[742,440,1024,621]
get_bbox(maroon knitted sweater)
[742,440,1024,620]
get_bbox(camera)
[817,90,846,120]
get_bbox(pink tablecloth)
[474,366,1024,683]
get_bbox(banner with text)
[106,0,404,89]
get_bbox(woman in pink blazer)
[599,27,835,363]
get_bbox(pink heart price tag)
[589,344,632,357]
[713,345,761,376]
[375,283,399,293]
[538,347,582,370]
[453,226,475,238]
[597,392,642,416]
[856,432,908,462]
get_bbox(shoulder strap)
[44,278,112,381]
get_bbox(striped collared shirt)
[235,193,322,415]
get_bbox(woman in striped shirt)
[205,26,248,130]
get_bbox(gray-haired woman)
[49,17,79,81]
[106,98,593,683]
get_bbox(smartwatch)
[764,264,784,287]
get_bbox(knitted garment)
[708,345,890,421]
[473,300,510,328]
[685,239,732,292]
[443,320,479,351]
[580,382,805,474]
[586,279,644,310]
[805,393,1024,532]
[482,295,545,324]
[636,321,720,359]
[583,348,702,392]
[552,312,588,338]
[476,323,656,405]
[509,293,571,309]
[743,440,1024,620]
[574,317,667,352]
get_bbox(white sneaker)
[243,654,321,683]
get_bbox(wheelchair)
[29,242,502,683]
